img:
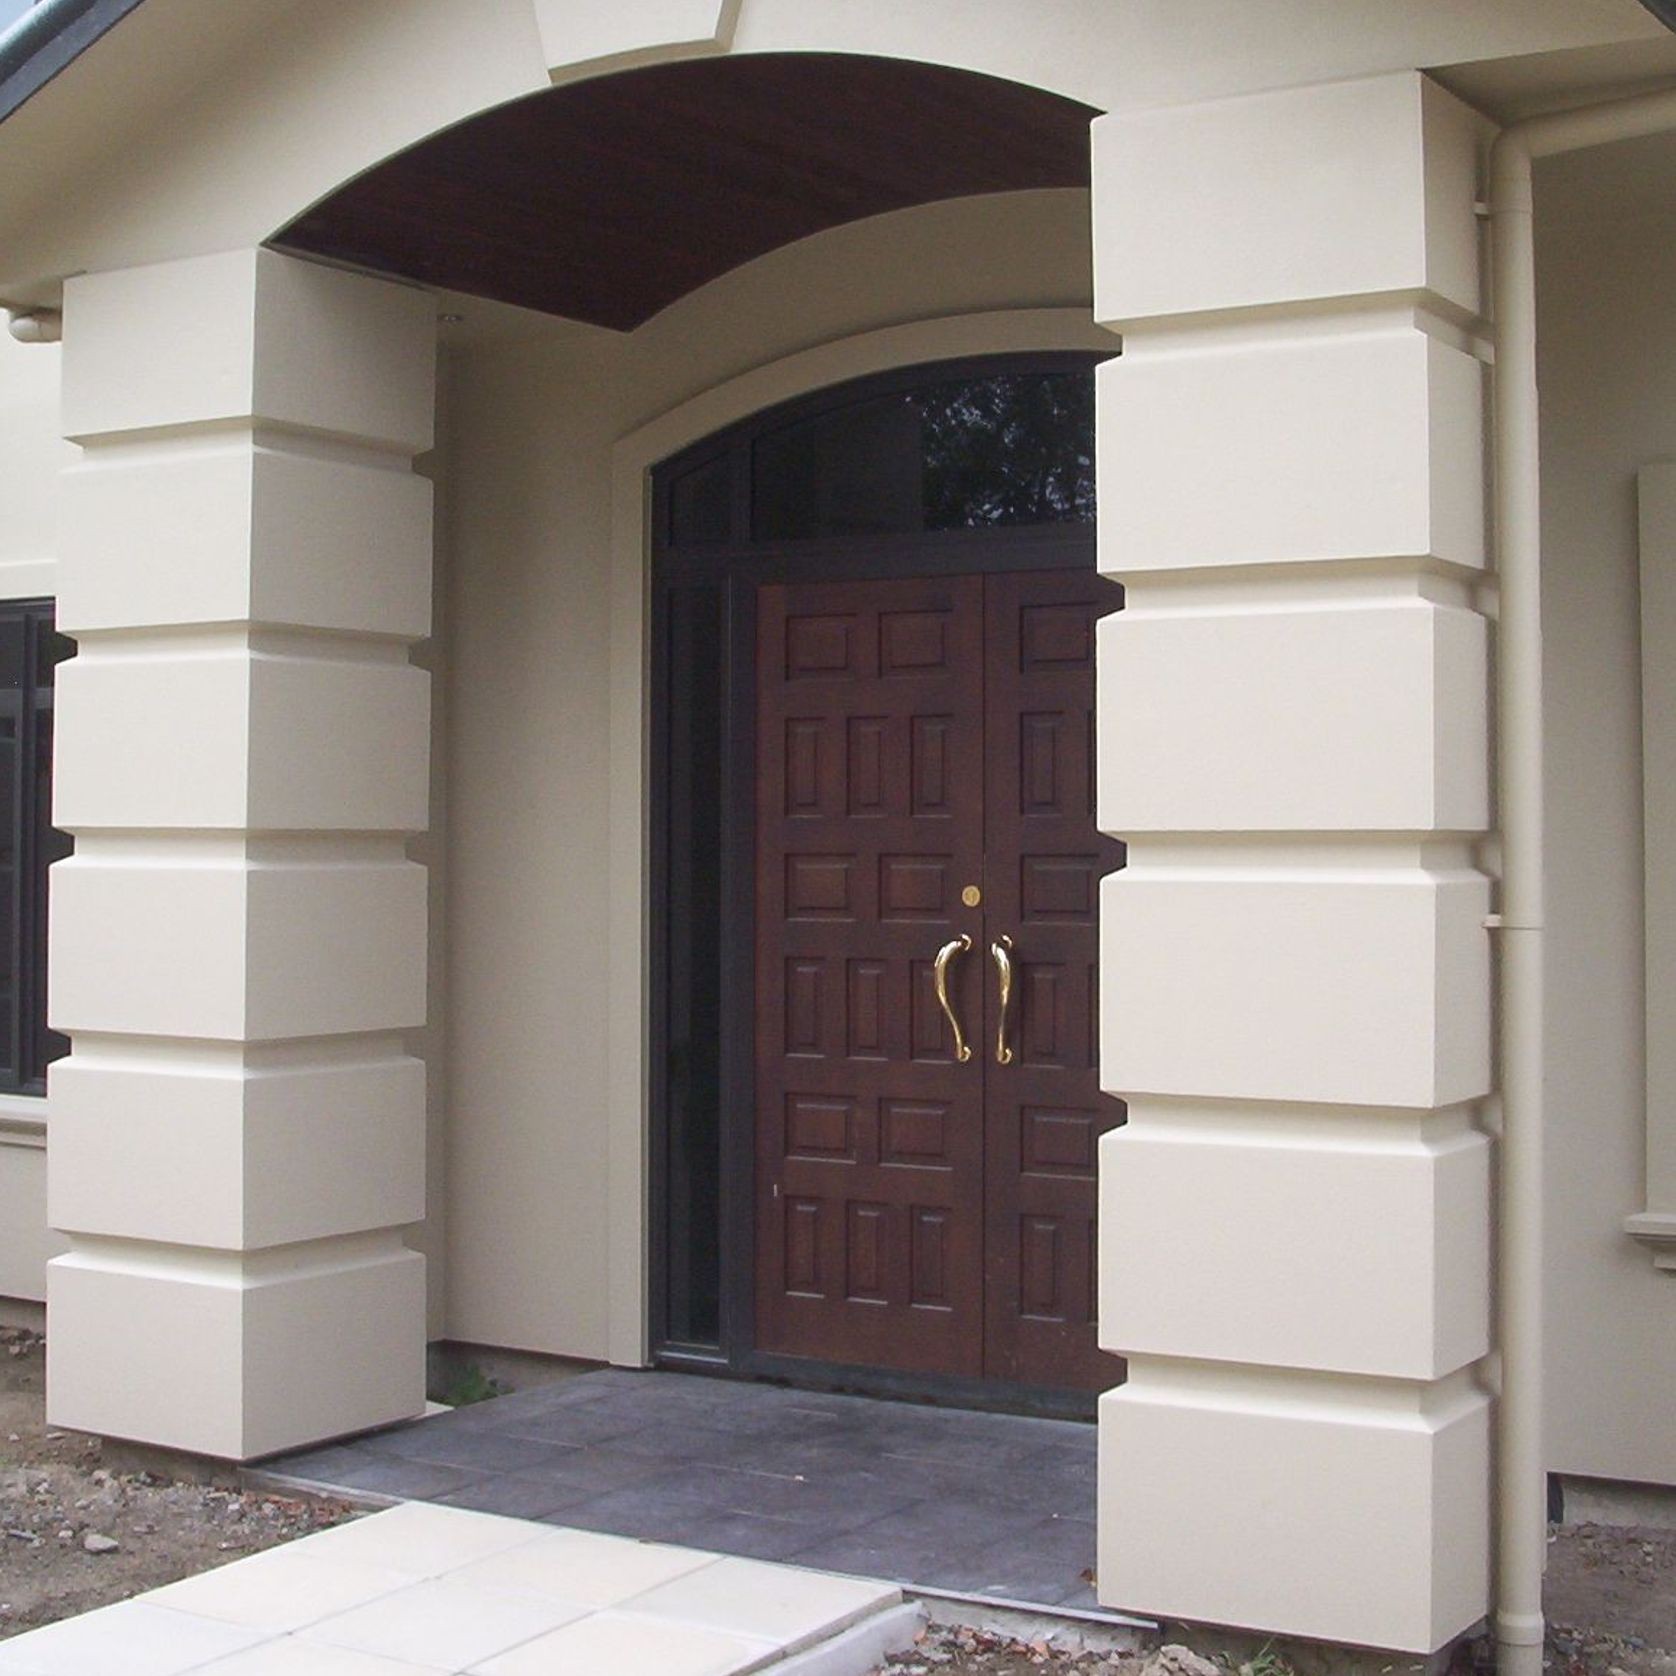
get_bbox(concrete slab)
[0,1503,916,1676]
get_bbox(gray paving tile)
[548,1367,666,1397]
[782,1517,994,1585]
[608,1422,765,1468]
[620,1505,825,1563]
[533,1474,724,1534]
[872,1429,1076,1474]
[364,1425,582,1475]
[433,1474,588,1520]
[491,1403,655,1448]
[307,1455,487,1499]
[264,1442,377,1480]
[270,1367,1106,1612]
[622,1461,921,1538]
[1056,1583,1104,1613]
[499,1444,674,1500]
[915,1514,1096,1603]
[430,1382,602,1429]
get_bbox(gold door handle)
[991,934,1015,1065]
[933,934,974,1063]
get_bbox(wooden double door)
[754,567,1125,1393]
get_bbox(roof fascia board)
[0,0,146,126]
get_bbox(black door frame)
[648,351,1113,1415]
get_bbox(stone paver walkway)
[266,1369,1104,1613]
[0,1501,916,1675]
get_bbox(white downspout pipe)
[1490,81,1676,1676]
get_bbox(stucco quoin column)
[1091,74,1494,1652]
[46,248,435,1460]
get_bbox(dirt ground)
[876,1523,1676,1676]
[880,1625,1142,1674]
[0,1326,356,1640]
[1547,1521,1676,1675]
[2,1324,1672,1671]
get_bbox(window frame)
[646,350,1110,1382]
[0,598,70,1098]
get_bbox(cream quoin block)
[58,443,433,637]
[1098,598,1488,834]
[1099,1371,1490,1652]
[1099,1108,1490,1379]
[47,247,436,1460]
[57,248,435,452]
[49,1237,425,1461]
[50,1048,424,1250]
[1090,69,1494,1653]
[1100,861,1490,1110]
[53,651,430,833]
[1090,72,1483,327]
[50,848,427,1041]
[1098,329,1486,574]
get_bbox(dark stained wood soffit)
[272,54,1097,332]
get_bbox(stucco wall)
[440,187,1102,1357]
[0,329,69,1305]
[1539,153,1676,1488]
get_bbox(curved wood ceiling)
[273,54,1097,332]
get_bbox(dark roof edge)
[0,0,1672,134]
[0,0,146,127]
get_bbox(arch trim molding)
[600,304,1114,1364]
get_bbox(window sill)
[0,1092,47,1148]
[1625,1210,1676,1272]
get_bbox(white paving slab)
[467,1610,775,1676]
[0,1505,912,1676]
[626,1553,901,1650]
[446,1525,715,1606]
[142,1545,417,1634]
[0,1599,267,1675]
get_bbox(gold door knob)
[933,934,974,1064]
[991,934,1015,1066]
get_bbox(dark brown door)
[981,571,1125,1389]
[755,568,1123,1392]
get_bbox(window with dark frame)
[0,601,71,1096]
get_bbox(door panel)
[755,575,987,1376]
[754,568,1123,1393]
[980,571,1126,1390]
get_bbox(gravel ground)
[877,1521,1676,1676]
[0,1325,357,1640]
[879,1624,1143,1674]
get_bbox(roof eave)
[0,0,146,127]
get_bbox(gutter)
[1489,79,1676,1676]
[0,0,145,126]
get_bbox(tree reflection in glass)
[749,367,1096,543]
[919,370,1095,530]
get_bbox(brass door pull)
[991,934,1015,1065]
[933,934,974,1063]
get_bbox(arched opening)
[272,53,1097,329]
[650,352,1124,1410]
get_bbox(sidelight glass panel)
[751,369,1096,542]
[661,583,724,1347]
